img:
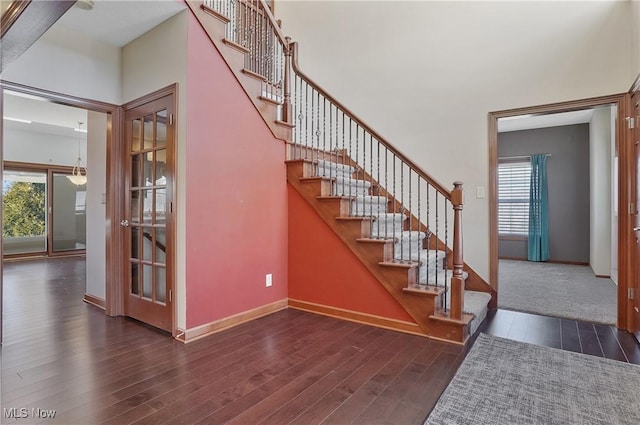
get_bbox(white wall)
[589,107,612,277]
[122,10,188,329]
[3,126,86,166]
[1,25,121,104]
[632,0,640,81]
[277,0,632,280]
[86,111,107,299]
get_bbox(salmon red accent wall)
[185,13,288,329]
[288,186,414,322]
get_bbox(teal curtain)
[528,154,549,261]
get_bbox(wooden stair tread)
[336,217,373,222]
[276,120,296,128]
[201,4,231,23]
[259,95,282,105]
[356,238,393,244]
[242,68,267,81]
[223,38,249,54]
[403,284,445,297]
[429,312,475,325]
[299,176,332,183]
[379,260,419,269]
[317,195,356,201]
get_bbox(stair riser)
[316,161,356,178]
[394,243,423,261]
[371,218,404,238]
[351,202,388,216]
[317,166,354,179]
[424,270,470,289]
[333,182,370,197]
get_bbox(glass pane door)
[124,92,173,333]
[2,169,47,255]
[51,172,86,252]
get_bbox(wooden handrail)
[251,0,451,198]
[257,0,288,50]
[288,41,452,200]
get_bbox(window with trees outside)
[498,159,531,236]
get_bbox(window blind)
[498,160,531,236]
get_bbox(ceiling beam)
[1,0,76,73]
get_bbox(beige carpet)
[498,259,617,325]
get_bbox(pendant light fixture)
[67,121,87,186]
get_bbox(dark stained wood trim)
[621,91,634,332]
[288,298,425,337]
[4,160,74,172]
[122,84,178,336]
[488,93,627,329]
[0,0,30,38]
[106,107,124,318]
[0,1,75,72]
[177,299,289,343]
[121,84,177,111]
[0,80,118,113]
[83,293,106,310]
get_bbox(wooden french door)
[123,93,174,333]
[633,91,640,340]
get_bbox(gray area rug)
[498,260,617,324]
[425,334,640,425]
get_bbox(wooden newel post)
[450,181,464,320]
[282,36,293,126]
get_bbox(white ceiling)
[498,109,597,133]
[1,0,186,138]
[55,0,186,47]
[3,91,88,139]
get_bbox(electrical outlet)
[476,186,486,199]
[265,273,272,287]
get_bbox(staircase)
[188,0,496,344]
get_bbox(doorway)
[494,107,618,324]
[489,94,631,330]
[0,83,118,344]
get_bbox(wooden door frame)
[0,81,124,325]
[630,79,640,339]
[488,93,632,330]
[122,84,178,336]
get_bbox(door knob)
[634,227,640,232]
[120,219,129,227]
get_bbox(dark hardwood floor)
[476,308,640,364]
[2,257,639,425]
[1,257,464,425]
